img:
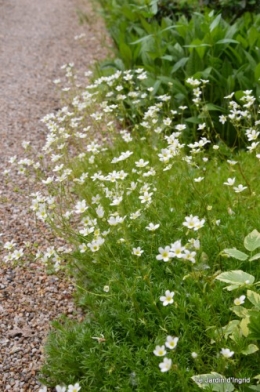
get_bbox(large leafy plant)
[96,0,260,146]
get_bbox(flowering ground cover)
[2,65,260,391]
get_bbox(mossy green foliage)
[37,75,260,389]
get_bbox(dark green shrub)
[155,0,260,23]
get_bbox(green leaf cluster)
[95,0,260,146]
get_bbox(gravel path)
[0,0,110,390]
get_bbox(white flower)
[68,383,81,392]
[139,191,153,204]
[153,345,166,357]
[107,215,125,226]
[165,336,179,350]
[219,115,227,124]
[191,352,198,359]
[79,244,88,253]
[103,285,110,292]
[186,77,201,86]
[194,177,204,182]
[233,184,247,193]
[4,240,16,250]
[146,223,160,231]
[130,210,141,220]
[96,205,104,218]
[183,249,196,263]
[135,159,149,167]
[11,248,24,260]
[160,290,175,306]
[56,386,67,392]
[156,246,174,262]
[234,295,246,305]
[220,348,234,358]
[170,240,185,258]
[183,215,205,231]
[223,177,235,186]
[132,247,144,257]
[227,160,237,165]
[75,200,88,214]
[224,92,234,99]
[159,357,172,372]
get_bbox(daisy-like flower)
[139,191,153,204]
[132,247,144,257]
[153,345,166,357]
[160,290,175,306]
[74,200,88,214]
[107,215,125,225]
[233,184,247,193]
[103,285,110,292]
[191,352,198,359]
[234,295,246,305]
[68,383,81,392]
[219,115,227,124]
[11,248,24,260]
[165,336,179,350]
[156,246,174,262]
[223,177,235,186]
[146,223,160,231]
[183,215,205,231]
[220,348,234,358]
[135,159,149,167]
[4,240,16,250]
[170,240,185,258]
[159,357,172,372]
[183,249,196,263]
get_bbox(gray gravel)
[0,0,110,390]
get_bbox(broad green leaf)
[186,49,203,76]
[234,90,244,103]
[231,306,249,318]
[249,253,260,261]
[221,320,240,339]
[216,270,255,290]
[185,117,201,124]
[240,316,250,337]
[183,44,211,48]
[223,248,248,261]
[171,57,189,73]
[216,39,239,45]
[160,55,174,61]
[254,64,260,82]
[248,386,260,391]
[202,103,223,112]
[244,230,260,252]
[191,372,235,391]
[130,35,153,45]
[225,284,242,291]
[150,0,158,15]
[248,26,259,47]
[247,290,260,309]
[241,344,259,356]
[210,14,222,32]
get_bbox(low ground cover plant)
[3,66,260,391]
[95,0,260,146]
